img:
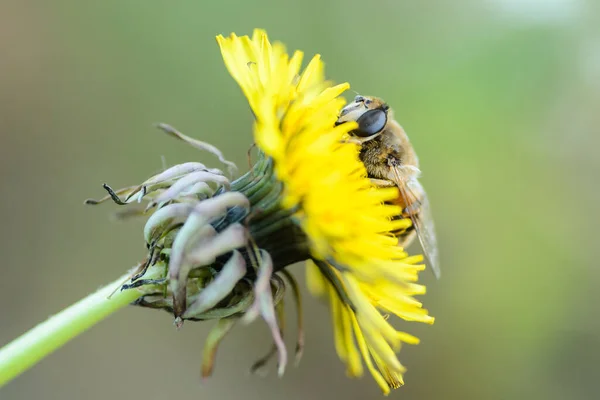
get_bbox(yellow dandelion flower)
[0,28,439,392]
[217,29,434,394]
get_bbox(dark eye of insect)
[352,108,387,137]
[354,95,364,103]
[364,99,372,106]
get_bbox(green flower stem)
[0,266,162,388]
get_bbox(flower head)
[87,29,435,395]
[216,29,434,394]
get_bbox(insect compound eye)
[354,95,365,103]
[352,108,387,137]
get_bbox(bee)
[335,95,441,279]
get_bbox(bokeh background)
[1,1,599,399]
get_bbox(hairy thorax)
[358,126,419,183]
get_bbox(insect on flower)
[217,30,437,394]
[83,29,437,396]
[336,95,441,279]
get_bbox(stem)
[0,267,161,388]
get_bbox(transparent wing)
[397,177,441,279]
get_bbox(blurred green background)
[1,1,598,399]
